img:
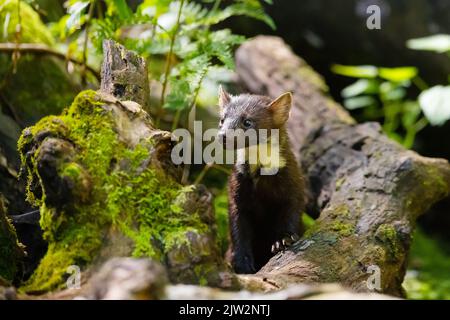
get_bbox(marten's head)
[217,86,292,149]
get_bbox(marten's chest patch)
[236,140,287,177]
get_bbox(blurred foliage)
[1,0,274,127]
[213,189,228,254]
[0,0,77,164]
[0,0,54,45]
[48,0,274,127]
[404,228,450,300]
[0,0,274,181]
[407,34,450,54]
[2,1,450,300]
[332,34,450,149]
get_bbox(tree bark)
[235,36,450,296]
[100,40,150,108]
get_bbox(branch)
[0,43,100,81]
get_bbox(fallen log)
[38,257,397,300]
[235,36,450,296]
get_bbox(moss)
[328,221,354,237]
[19,90,216,292]
[333,204,351,218]
[194,263,216,286]
[335,177,346,190]
[22,222,103,293]
[375,223,401,262]
[424,166,448,195]
[304,204,354,239]
[296,63,328,93]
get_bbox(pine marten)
[217,86,305,274]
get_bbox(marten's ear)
[218,85,231,109]
[269,92,292,126]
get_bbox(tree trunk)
[235,36,450,296]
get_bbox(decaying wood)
[235,36,450,296]
[100,40,150,108]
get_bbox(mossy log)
[17,41,230,293]
[235,36,450,296]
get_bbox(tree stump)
[17,41,230,293]
[235,36,450,296]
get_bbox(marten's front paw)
[271,234,300,254]
[233,255,256,274]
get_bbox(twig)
[177,70,209,181]
[193,163,213,185]
[0,43,100,81]
[157,0,185,126]
[193,163,231,185]
[171,108,182,131]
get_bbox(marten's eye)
[219,118,224,126]
[242,119,253,128]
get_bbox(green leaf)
[378,67,418,82]
[331,64,378,78]
[401,101,421,128]
[343,96,377,110]
[407,34,450,53]
[111,0,132,20]
[387,131,403,144]
[183,2,209,24]
[66,1,90,33]
[207,30,245,69]
[3,12,10,40]
[380,82,406,101]
[341,79,379,98]
[164,79,191,110]
[418,85,450,126]
[138,0,172,18]
[198,0,275,29]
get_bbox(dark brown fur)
[218,89,305,274]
